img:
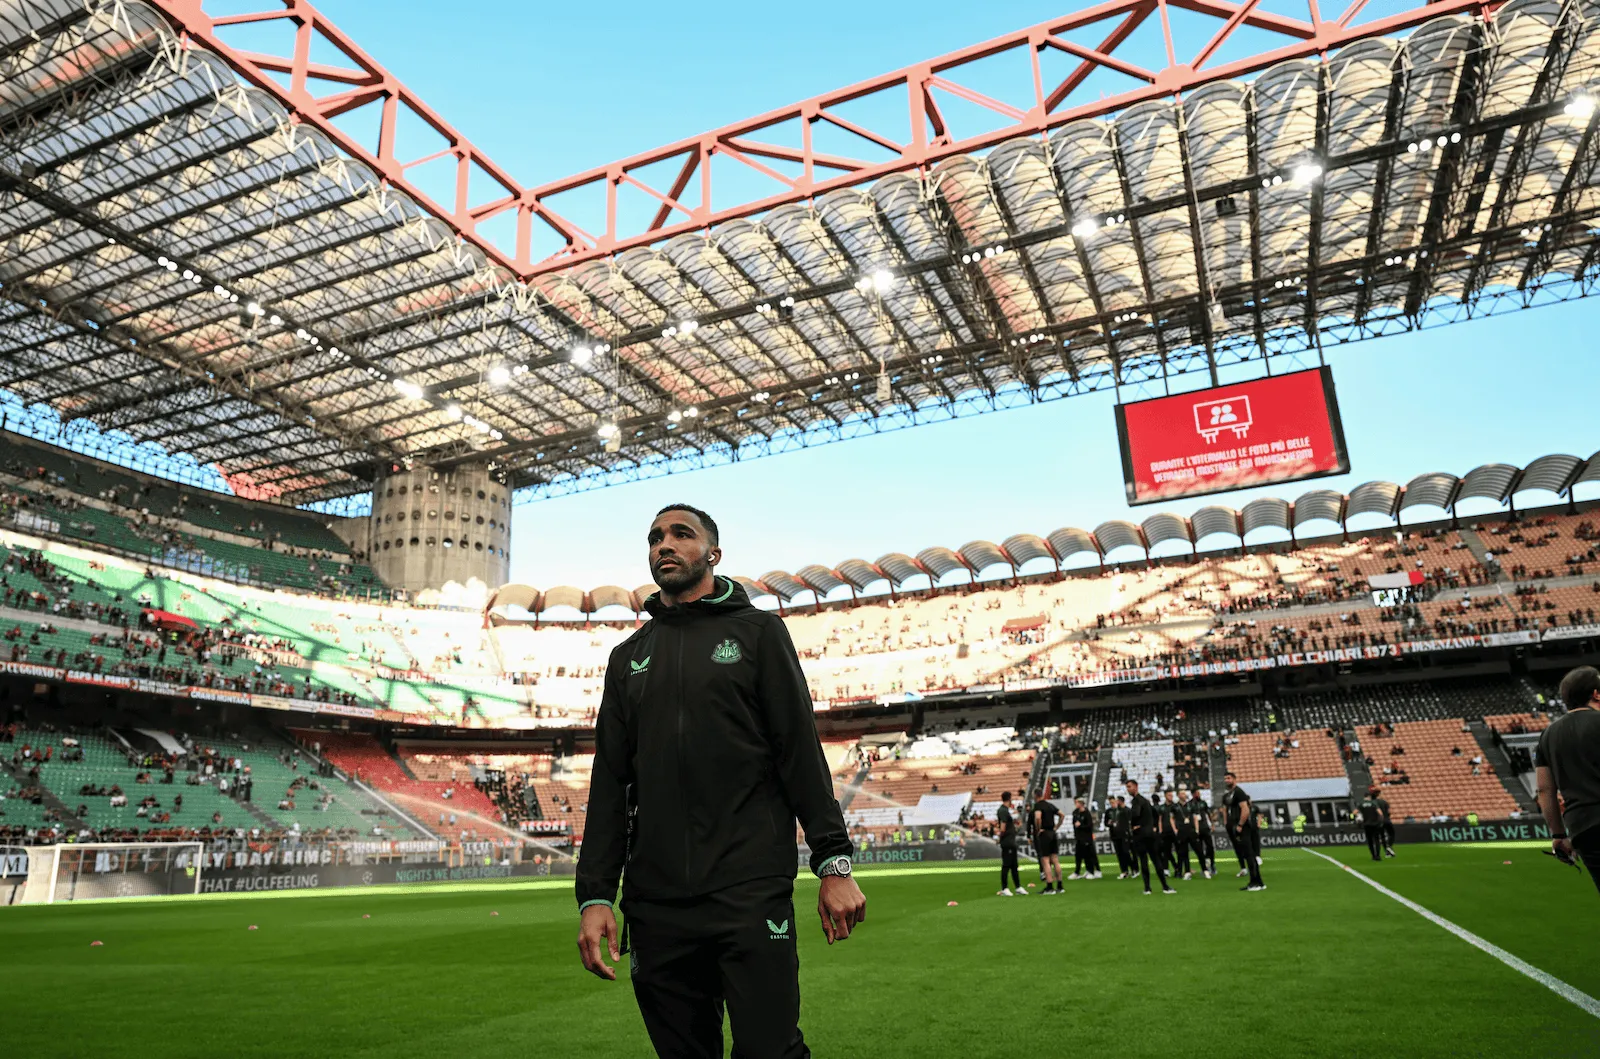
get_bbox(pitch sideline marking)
[1302,848,1600,1019]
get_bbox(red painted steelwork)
[150,0,1496,280]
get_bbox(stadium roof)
[4,0,1600,506]
[481,452,1599,611]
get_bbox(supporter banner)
[317,701,377,719]
[196,858,575,894]
[65,670,131,689]
[188,686,250,705]
[132,678,187,698]
[1541,623,1600,642]
[0,660,63,679]
[251,694,318,713]
[520,820,571,836]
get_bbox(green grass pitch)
[3,844,1597,1057]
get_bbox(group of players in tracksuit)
[999,771,1268,896]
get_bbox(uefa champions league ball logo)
[361,871,374,885]
[952,846,966,861]
[116,879,136,897]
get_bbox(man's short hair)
[1001,791,1012,801]
[1225,771,1237,779]
[1559,666,1600,710]
[655,503,719,547]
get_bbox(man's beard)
[653,554,711,592]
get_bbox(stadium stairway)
[1341,729,1374,796]
[1208,742,1228,793]
[1091,747,1114,807]
[1455,528,1501,581]
[1466,720,1538,814]
[0,756,79,824]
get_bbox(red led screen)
[1115,367,1349,505]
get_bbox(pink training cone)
[947,901,959,906]
[90,940,103,946]
[248,925,258,930]
[491,911,499,916]
[363,914,371,919]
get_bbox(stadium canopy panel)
[484,453,1593,603]
[5,0,1600,508]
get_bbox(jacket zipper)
[676,625,690,884]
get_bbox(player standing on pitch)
[1187,788,1216,878]
[576,504,866,1058]
[1224,771,1266,892]
[997,790,1026,896]
[1032,789,1064,892]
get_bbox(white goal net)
[43,842,204,903]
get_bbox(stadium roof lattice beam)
[7,0,1600,508]
[150,0,1505,279]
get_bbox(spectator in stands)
[1537,666,1600,894]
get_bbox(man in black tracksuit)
[576,505,866,1059]
[1357,787,1386,862]
[997,791,1024,895]
[1108,794,1136,878]
[1188,790,1216,878]
[1157,789,1178,877]
[1124,779,1174,895]
[1375,791,1396,857]
[1223,771,1265,891]
[1070,797,1100,879]
[1169,790,1196,880]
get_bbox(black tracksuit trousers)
[1194,831,1215,873]
[1134,834,1169,893]
[626,877,808,1059]
[1111,833,1135,874]
[1364,825,1384,861]
[1173,831,1196,875]
[1072,833,1099,875]
[1000,841,1021,890]
[1237,827,1264,887]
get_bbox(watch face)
[829,858,852,876]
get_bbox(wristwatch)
[818,856,852,879]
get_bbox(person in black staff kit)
[1108,794,1136,879]
[575,504,867,1059]
[1356,787,1386,862]
[1069,796,1101,880]
[1124,779,1176,895]
[1223,771,1265,892]
[1032,790,1065,893]
[1169,789,1198,880]
[1157,788,1179,877]
[1188,789,1216,878]
[1536,665,1600,895]
[997,790,1027,896]
[1375,790,1396,858]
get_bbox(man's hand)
[817,875,866,944]
[577,904,621,980]
[1553,837,1575,864]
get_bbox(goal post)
[43,841,205,904]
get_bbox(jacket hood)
[640,574,750,620]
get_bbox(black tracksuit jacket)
[575,576,852,908]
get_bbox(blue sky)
[306,0,1600,591]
